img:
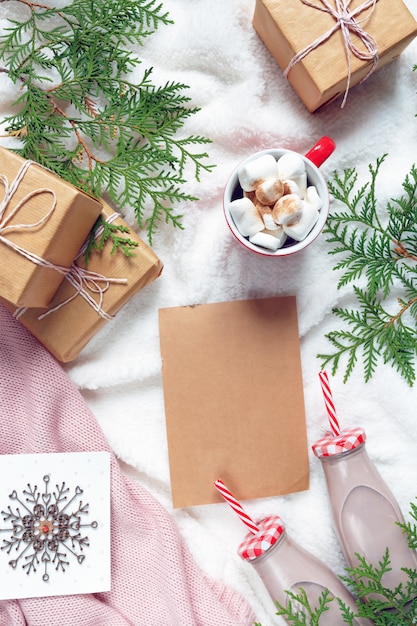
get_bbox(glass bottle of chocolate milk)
[312,427,417,599]
[238,515,372,625]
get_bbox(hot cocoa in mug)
[223,136,335,257]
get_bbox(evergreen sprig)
[317,155,417,386]
[255,500,417,625]
[339,550,417,623]
[83,216,139,264]
[258,587,336,625]
[0,0,214,244]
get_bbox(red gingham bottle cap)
[238,515,285,561]
[312,427,366,458]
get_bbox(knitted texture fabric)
[0,304,255,626]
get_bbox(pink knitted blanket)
[0,303,255,626]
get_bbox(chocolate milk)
[313,429,417,599]
[238,515,372,625]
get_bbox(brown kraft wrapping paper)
[1,202,163,362]
[253,0,417,112]
[0,147,103,307]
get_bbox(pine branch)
[318,155,417,386]
[0,0,214,245]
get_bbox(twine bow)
[15,213,128,322]
[284,0,379,108]
[0,160,69,275]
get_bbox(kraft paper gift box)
[1,202,163,362]
[253,0,417,112]
[0,147,103,307]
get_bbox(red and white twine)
[0,160,69,276]
[14,213,128,322]
[284,0,379,108]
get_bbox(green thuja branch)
[0,0,214,245]
[83,215,139,264]
[339,549,417,622]
[255,501,417,625]
[255,587,339,625]
[317,155,417,386]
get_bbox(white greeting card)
[0,451,111,600]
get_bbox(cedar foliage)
[317,156,417,387]
[0,0,214,245]
[255,501,417,624]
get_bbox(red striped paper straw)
[319,371,341,437]
[214,479,259,534]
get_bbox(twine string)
[74,211,119,260]
[0,160,69,275]
[284,0,379,108]
[14,212,129,322]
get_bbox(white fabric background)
[1,1,417,623]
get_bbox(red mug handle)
[305,136,336,167]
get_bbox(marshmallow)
[238,155,278,192]
[228,197,264,237]
[272,193,303,226]
[305,185,323,211]
[282,179,302,196]
[283,202,319,241]
[277,153,306,180]
[293,174,307,198]
[255,177,284,205]
[277,154,307,198]
[249,227,287,251]
[256,203,277,230]
[244,190,257,203]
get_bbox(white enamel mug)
[223,136,336,257]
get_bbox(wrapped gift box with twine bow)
[253,0,417,112]
[0,147,103,308]
[1,201,163,362]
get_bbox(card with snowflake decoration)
[0,451,111,600]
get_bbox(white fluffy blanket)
[2,1,417,623]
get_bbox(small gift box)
[253,0,417,112]
[0,147,103,307]
[1,202,163,362]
